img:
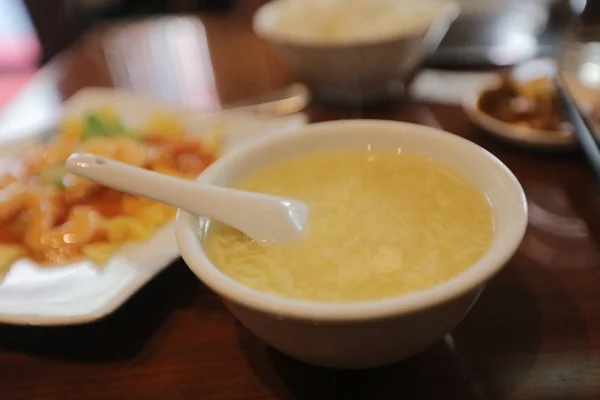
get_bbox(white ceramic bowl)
[176,120,528,369]
[253,0,459,104]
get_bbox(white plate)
[463,58,599,150]
[0,88,308,326]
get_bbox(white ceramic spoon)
[65,153,309,243]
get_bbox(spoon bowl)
[65,153,309,243]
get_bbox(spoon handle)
[66,152,308,242]
[67,152,198,202]
[65,153,232,221]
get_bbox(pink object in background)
[0,36,40,71]
[0,34,39,108]
[0,71,36,108]
[0,0,41,108]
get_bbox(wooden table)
[1,12,600,400]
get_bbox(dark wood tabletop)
[1,9,600,400]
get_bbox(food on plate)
[0,245,24,274]
[204,150,494,302]
[477,74,572,133]
[0,108,219,269]
[267,0,447,43]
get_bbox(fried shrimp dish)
[0,109,219,270]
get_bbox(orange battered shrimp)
[62,175,100,205]
[0,112,220,268]
[149,137,215,177]
[0,182,36,223]
[62,137,151,204]
[24,194,104,264]
[79,137,150,165]
[0,173,18,189]
[21,136,80,178]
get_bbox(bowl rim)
[252,0,460,48]
[175,120,528,322]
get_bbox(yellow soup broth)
[204,150,494,302]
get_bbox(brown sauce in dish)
[477,75,571,133]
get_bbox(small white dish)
[464,57,600,150]
[176,120,528,369]
[0,87,307,326]
[463,58,577,150]
[462,92,576,150]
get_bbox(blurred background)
[0,0,598,110]
[1,2,600,398]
